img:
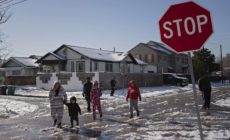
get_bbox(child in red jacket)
[90,80,102,120]
[126,80,141,118]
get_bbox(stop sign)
[159,1,214,53]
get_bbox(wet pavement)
[1,85,230,139]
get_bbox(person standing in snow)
[64,96,81,128]
[83,77,93,112]
[90,80,102,120]
[198,76,212,109]
[49,80,67,128]
[110,77,116,96]
[126,80,141,118]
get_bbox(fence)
[5,76,36,85]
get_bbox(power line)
[0,0,14,6]
[0,0,26,10]
[11,50,30,56]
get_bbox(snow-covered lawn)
[13,82,230,101]
[214,97,230,107]
[0,99,38,117]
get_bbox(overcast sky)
[1,0,230,59]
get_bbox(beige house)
[128,41,189,73]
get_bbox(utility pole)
[202,46,205,76]
[220,45,223,84]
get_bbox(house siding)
[3,60,21,67]
[21,68,40,76]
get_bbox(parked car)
[177,74,192,83]
[163,73,188,87]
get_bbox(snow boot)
[53,119,57,126]
[57,123,62,128]
[100,113,102,118]
[130,115,133,118]
[70,121,73,128]
[93,116,96,120]
[137,111,140,117]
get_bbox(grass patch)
[0,115,9,119]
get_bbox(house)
[0,56,40,76]
[128,41,189,73]
[35,44,148,74]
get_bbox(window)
[94,62,98,71]
[163,56,166,61]
[135,55,139,60]
[71,61,75,72]
[140,66,143,73]
[12,70,20,75]
[148,54,152,62]
[177,56,180,61]
[106,63,113,72]
[158,55,161,62]
[139,44,144,51]
[182,57,185,64]
[185,58,188,64]
[0,71,5,77]
[167,56,171,63]
[76,62,85,72]
[47,70,51,73]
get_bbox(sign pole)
[188,52,204,140]
[123,62,124,94]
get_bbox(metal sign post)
[188,52,204,140]
[121,60,127,94]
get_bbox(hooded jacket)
[198,77,212,92]
[49,80,67,107]
[65,96,81,116]
[126,80,141,100]
[90,81,102,100]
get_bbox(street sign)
[159,1,213,53]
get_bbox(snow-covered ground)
[0,99,38,117]
[214,97,230,107]
[14,82,230,101]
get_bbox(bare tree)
[0,7,12,64]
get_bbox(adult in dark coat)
[83,77,93,112]
[110,77,116,96]
[198,77,212,109]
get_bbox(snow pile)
[214,97,230,107]
[0,99,38,117]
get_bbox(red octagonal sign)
[159,1,214,53]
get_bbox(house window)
[94,62,98,71]
[140,66,143,73]
[47,70,51,73]
[135,55,139,60]
[177,56,180,61]
[139,45,144,51]
[182,57,185,64]
[12,70,20,75]
[185,58,188,64]
[106,63,113,72]
[167,56,171,63]
[163,56,166,61]
[158,55,161,62]
[0,71,5,77]
[71,61,75,72]
[148,54,152,62]
[76,62,85,72]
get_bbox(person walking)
[126,80,141,118]
[198,76,212,109]
[83,77,93,112]
[91,80,102,120]
[110,77,116,96]
[49,80,67,128]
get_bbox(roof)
[146,44,172,55]
[135,58,148,65]
[3,57,39,68]
[0,67,23,70]
[153,41,187,55]
[36,52,66,63]
[29,55,43,60]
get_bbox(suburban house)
[128,41,189,73]
[0,56,40,76]
[35,44,148,74]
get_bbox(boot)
[70,121,73,128]
[100,113,102,118]
[57,123,62,128]
[130,115,133,118]
[53,119,57,126]
[93,116,96,120]
[137,111,140,117]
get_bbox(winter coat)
[90,81,102,100]
[198,77,211,92]
[49,80,67,109]
[126,80,141,100]
[83,81,93,97]
[110,79,116,88]
[65,96,81,116]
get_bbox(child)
[65,96,81,128]
[126,80,141,118]
[90,80,102,120]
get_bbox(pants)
[85,96,91,111]
[51,107,63,124]
[110,88,115,96]
[70,116,79,126]
[202,90,211,108]
[92,98,102,117]
[130,99,139,116]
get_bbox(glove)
[63,99,66,104]
[126,99,128,102]
[95,94,100,97]
[139,98,141,101]
[82,93,85,97]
